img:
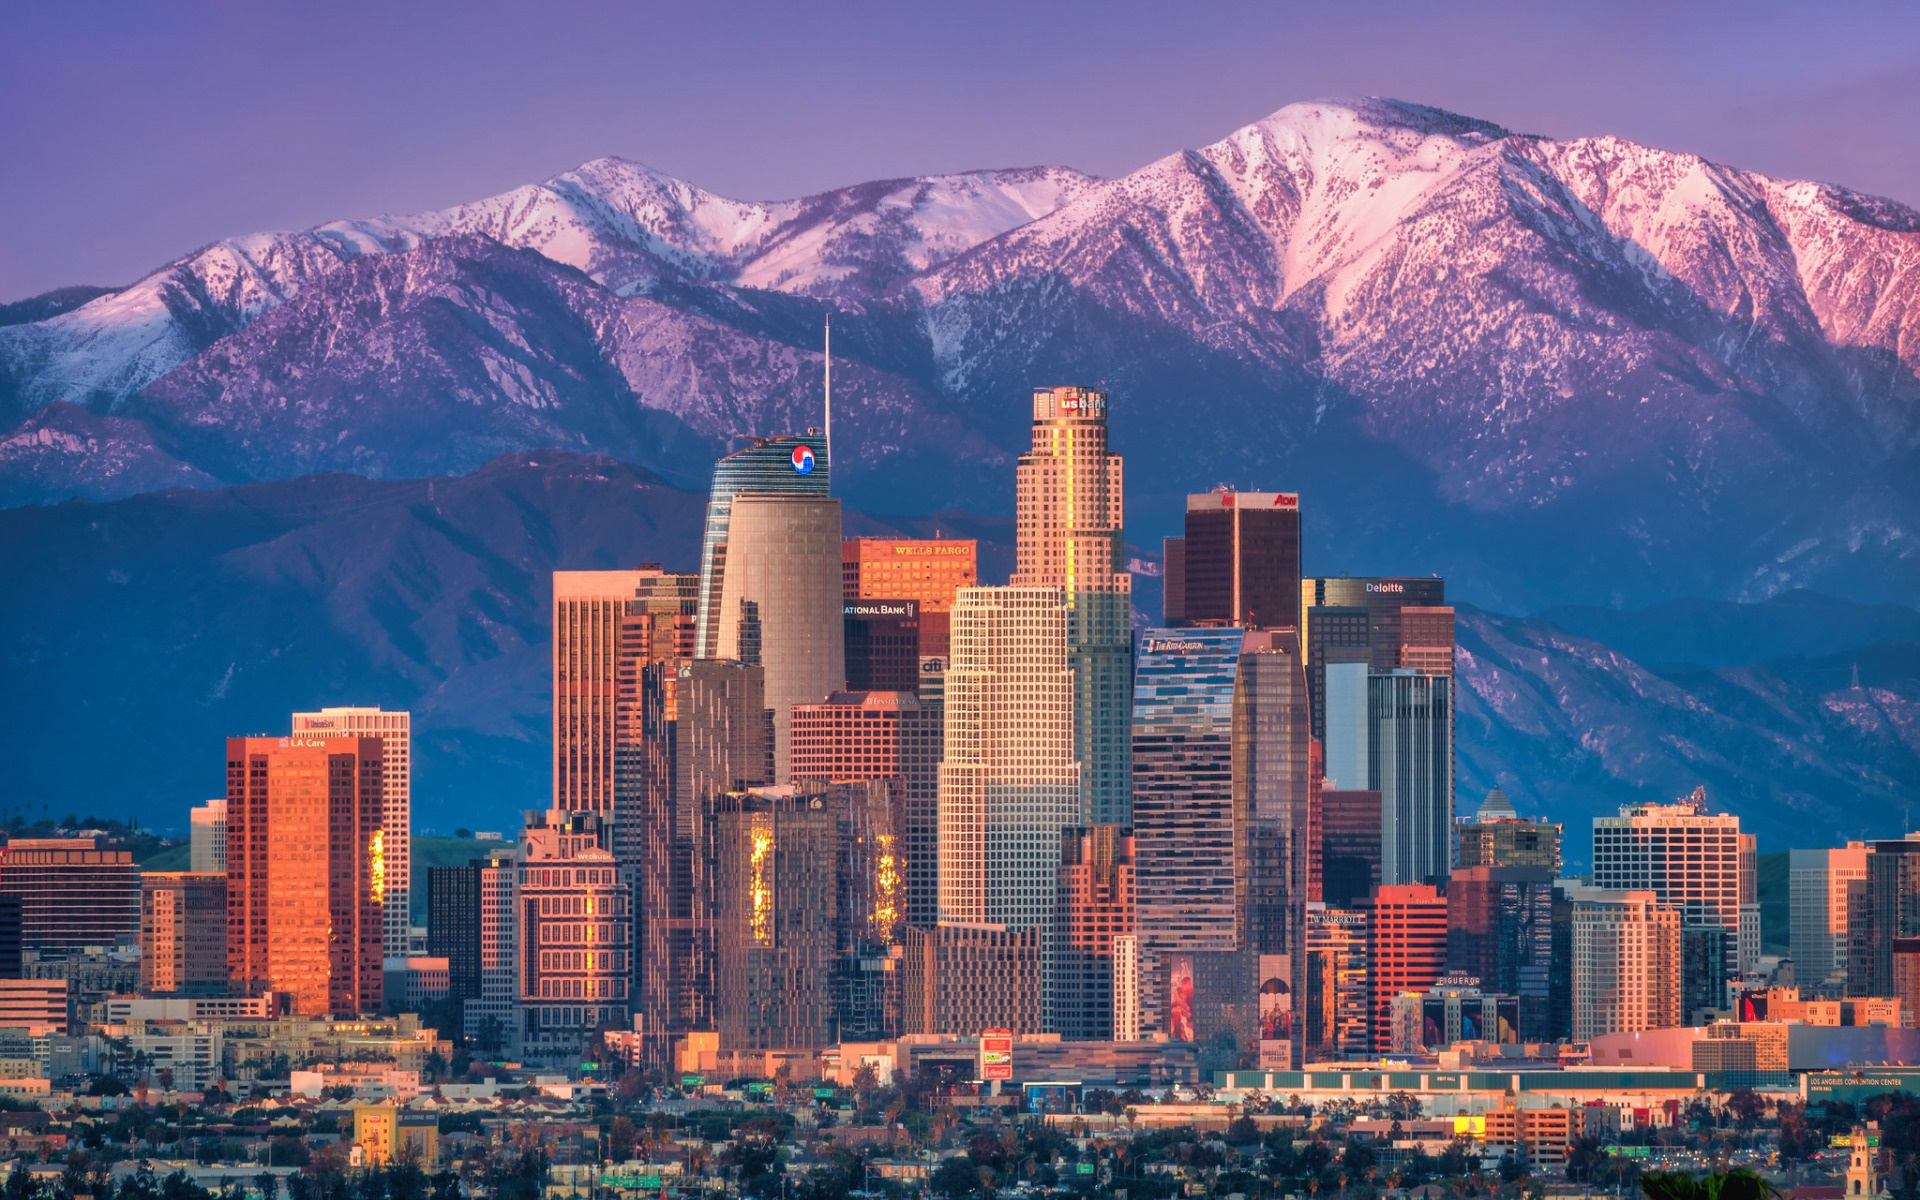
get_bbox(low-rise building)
[291,1066,421,1100]
[1480,1102,1602,1169]
[95,995,280,1024]
[383,957,451,1015]
[354,1104,439,1164]
[93,1020,224,1092]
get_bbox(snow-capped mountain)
[3,97,1917,610]
[0,160,1095,421]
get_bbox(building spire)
[824,313,832,484]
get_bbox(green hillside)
[139,842,192,872]
[410,836,514,925]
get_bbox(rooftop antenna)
[824,312,833,486]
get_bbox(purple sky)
[4,0,1917,303]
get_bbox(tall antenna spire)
[823,312,832,483]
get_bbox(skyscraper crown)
[1032,386,1107,423]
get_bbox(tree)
[1638,1169,1774,1200]
[608,1117,637,1163]
[1497,1151,1527,1184]
[931,1156,984,1200]
[1726,1089,1766,1129]
[268,1137,310,1168]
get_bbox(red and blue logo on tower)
[791,445,815,474]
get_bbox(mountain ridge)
[2,452,1911,849]
[3,96,1916,612]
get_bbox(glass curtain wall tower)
[696,434,831,659]
[1011,386,1131,827]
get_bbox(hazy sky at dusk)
[4,0,1917,301]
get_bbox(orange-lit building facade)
[789,691,942,930]
[1055,826,1136,1040]
[555,570,660,817]
[842,538,978,658]
[1397,607,1457,675]
[1365,883,1448,1052]
[226,736,385,1016]
[1012,385,1131,828]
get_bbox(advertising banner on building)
[1258,954,1292,1068]
[1167,955,1195,1042]
[1422,997,1449,1049]
[980,1028,1013,1080]
[1497,996,1520,1043]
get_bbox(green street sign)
[1076,1164,1096,1175]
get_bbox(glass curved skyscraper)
[695,433,831,659]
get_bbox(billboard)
[1258,954,1292,1069]
[1422,997,1448,1049]
[1167,955,1195,1042]
[1497,996,1520,1044]
[980,1028,1014,1080]
[1459,1000,1482,1043]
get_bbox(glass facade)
[225,737,385,1017]
[696,433,830,659]
[1370,670,1455,887]
[1132,627,1246,955]
[1012,387,1131,828]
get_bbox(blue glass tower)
[1131,627,1247,954]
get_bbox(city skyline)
[6,7,1920,1186]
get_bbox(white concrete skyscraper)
[1592,788,1755,979]
[936,585,1080,931]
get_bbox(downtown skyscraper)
[1011,386,1131,827]
[226,735,385,1016]
[1129,626,1312,1063]
[290,707,413,959]
[696,434,844,781]
[1162,489,1302,630]
[937,586,1081,931]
